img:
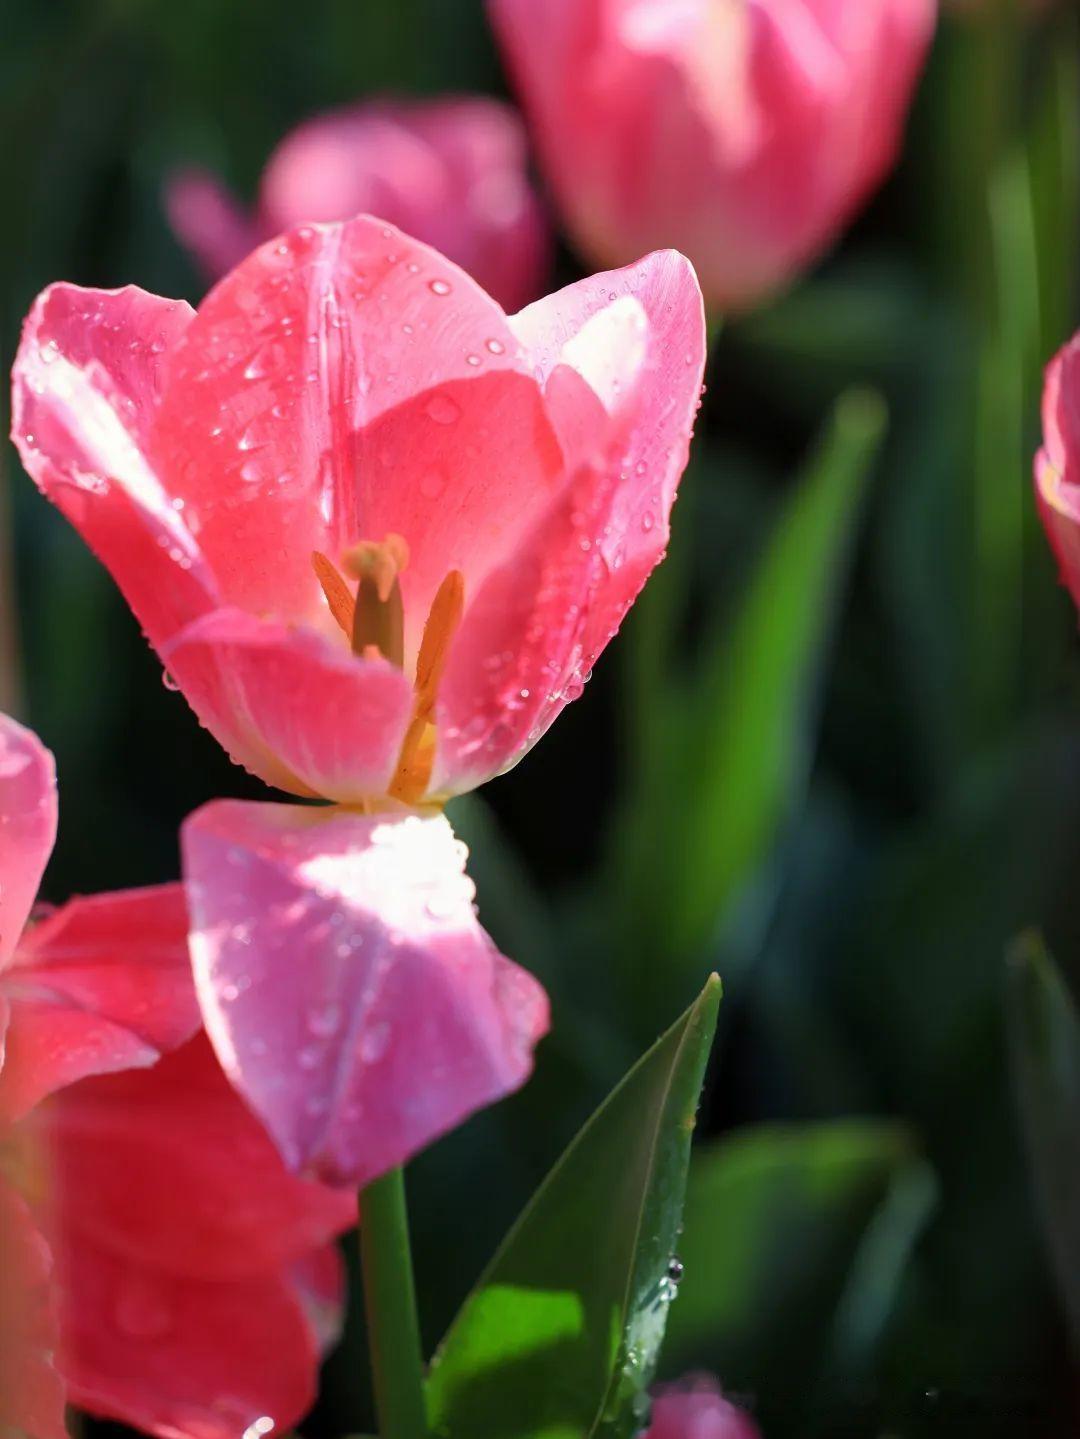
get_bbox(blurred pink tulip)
[166,97,549,313]
[1036,335,1080,612]
[12,216,705,806]
[647,1375,762,1439]
[181,799,549,1186]
[488,0,937,312]
[0,713,354,1439]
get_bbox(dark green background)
[3,2,1080,1436]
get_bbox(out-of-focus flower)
[647,1375,762,1439]
[12,216,705,806]
[181,798,549,1186]
[166,97,549,313]
[0,713,354,1439]
[1036,336,1080,614]
[488,0,937,312]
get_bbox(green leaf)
[426,976,722,1439]
[1006,935,1080,1349]
[668,390,886,962]
[662,1120,935,1395]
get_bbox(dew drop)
[485,337,506,355]
[425,393,461,425]
[428,279,452,296]
[307,1003,341,1039]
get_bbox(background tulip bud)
[488,0,936,313]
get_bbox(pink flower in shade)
[181,798,549,1187]
[0,714,355,1439]
[488,0,936,313]
[1036,336,1080,615]
[646,1375,762,1439]
[165,96,549,313]
[11,216,706,808]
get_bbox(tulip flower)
[488,0,936,312]
[1036,334,1080,613]
[12,216,705,806]
[181,798,549,1186]
[647,1376,762,1439]
[166,97,549,313]
[0,713,355,1439]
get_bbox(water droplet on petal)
[428,279,452,297]
[425,393,461,425]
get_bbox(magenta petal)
[0,715,57,972]
[164,607,415,801]
[0,885,201,1123]
[181,800,549,1186]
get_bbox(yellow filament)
[390,569,465,803]
[312,551,356,638]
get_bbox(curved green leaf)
[1006,935,1080,1351]
[426,977,721,1439]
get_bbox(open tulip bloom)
[10,215,707,1434]
[0,714,355,1439]
[10,216,704,1180]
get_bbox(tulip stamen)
[390,568,465,803]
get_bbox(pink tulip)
[647,1375,762,1439]
[1036,335,1080,613]
[181,798,549,1186]
[0,713,355,1439]
[166,97,549,313]
[488,0,936,312]
[12,217,705,805]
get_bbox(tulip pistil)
[312,534,410,668]
[312,544,465,803]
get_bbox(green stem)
[359,1168,427,1439]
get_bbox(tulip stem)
[358,1167,428,1439]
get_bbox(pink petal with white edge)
[0,714,57,972]
[181,800,549,1186]
[11,283,215,651]
[0,1179,66,1439]
[163,607,415,801]
[433,248,706,793]
[0,885,201,1124]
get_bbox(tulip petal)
[165,167,264,282]
[10,283,215,649]
[1036,342,1080,613]
[149,216,535,632]
[435,249,706,792]
[181,799,549,1186]
[0,1180,66,1439]
[163,606,415,801]
[0,885,200,1123]
[647,1375,761,1439]
[57,1239,327,1439]
[0,715,57,972]
[47,1034,354,1283]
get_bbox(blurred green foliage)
[4,1,1080,1436]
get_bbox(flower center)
[312,538,464,804]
